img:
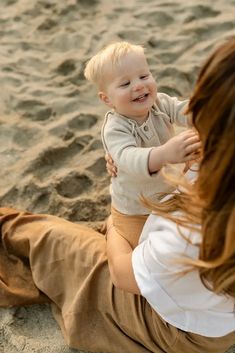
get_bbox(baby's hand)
[163,130,201,164]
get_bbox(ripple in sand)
[180,21,235,41]
[2,0,17,6]
[157,66,196,95]
[47,32,86,53]
[0,73,22,87]
[183,5,220,22]
[68,113,98,130]
[0,149,21,169]
[16,98,44,110]
[158,85,182,97]
[37,18,57,31]
[134,11,174,27]
[76,0,99,6]
[118,29,147,42]
[55,171,92,198]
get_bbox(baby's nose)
[132,80,144,91]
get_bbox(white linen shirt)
[132,214,235,337]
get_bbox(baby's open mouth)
[133,93,149,102]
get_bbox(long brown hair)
[143,37,235,296]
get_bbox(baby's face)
[101,52,157,121]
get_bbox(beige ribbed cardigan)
[101,92,190,215]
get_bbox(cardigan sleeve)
[101,113,154,178]
[157,92,192,127]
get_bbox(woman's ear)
[98,92,114,108]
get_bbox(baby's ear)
[98,91,113,108]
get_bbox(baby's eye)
[120,81,130,87]
[140,74,149,79]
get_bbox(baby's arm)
[102,115,154,178]
[157,92,191,127]
[148,129,201,173]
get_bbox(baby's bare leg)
[111,207,148,249]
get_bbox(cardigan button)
[143,125,149,131]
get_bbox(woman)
[0,38,235,353]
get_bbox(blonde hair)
[142,37,235,297]
[84,41,144,89]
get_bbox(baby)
[84,41,200,248]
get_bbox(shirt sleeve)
[101,114,154,178]
[157,92,192,127]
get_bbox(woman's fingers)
[105,153,118,177]
[105,153,112,163]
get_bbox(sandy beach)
[0,0,235,352]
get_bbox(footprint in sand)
[37,18,57,31]
[55,59,77,76]
[87,156,106,176]
[13,125,44,148]
[1,182,51,213]
[49,123,75,140]
[87,138,103,151]
[55,171,92,198]
[68,113,98,130]
[16,99,53,121]
[25,139,84,178]
[21,182,51,212]
[68,196,110,222]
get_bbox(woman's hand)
[105,153,118,177]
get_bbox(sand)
[0,0,234,352]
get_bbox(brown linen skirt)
[0,207,234,353]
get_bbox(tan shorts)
[111,206,148,249]
[0,207,234,353]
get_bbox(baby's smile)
[132,93,149,102]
